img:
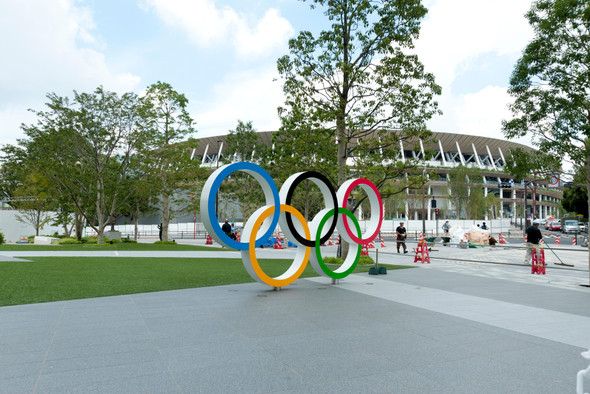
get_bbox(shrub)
[154,240,177,245]
[323,257,344,265]
[0,232,4,245]
[58,238,83,245]
[51,232,69,239]
[122,237,137,243]
[358,255,375,265]
[27,235,35,243]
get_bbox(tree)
[502,0,590,282]
[485,192,502,220]
[447,166,472,219]
[0,144,29,207]
[562,185,588,217]
[466,186,485,220]
[276,0,441,202]
[20,87,149,244]
[12,172,54,236]
[141,81,202,242]
[222,120,269,221]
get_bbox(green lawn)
[0,243,225,251]
[0,257,412,306]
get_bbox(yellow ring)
[248,204,311,287]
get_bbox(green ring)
[315,207,361,279]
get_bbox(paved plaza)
[1,243,590,393]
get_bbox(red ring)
[340,179,383,244]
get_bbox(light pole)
[215,139,221,222]
[422,168,426,236]
[190,194,196,239]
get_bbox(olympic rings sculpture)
[201,162,383,287]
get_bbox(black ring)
[284,171,338,247]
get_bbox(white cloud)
[0,0,141,146]
[415,0,534,144]
[194,66,284,137]
[141,0,294,57]
[417,0,533,88]
[455,86,511,137]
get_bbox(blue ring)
[208,162,280,250]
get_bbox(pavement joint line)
[375,252,590,272]
[307,274,590,349]
[129,294,184,393]
[32,302,65,394]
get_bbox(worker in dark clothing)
[396,222,408,253]
[221,219,232,237]
[524,220,543,265]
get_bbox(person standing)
[524,220,543,265]
[442,220,450,234]
[222,219,232,237]
[481,222,488,230]
[396,222,408,253]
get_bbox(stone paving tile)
[34,359,169,392]
[0,374,38,394]
[35,372,180,394]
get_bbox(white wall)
[0,210,62,242]
[375,218,512,236]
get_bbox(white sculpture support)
[577,349,590,394]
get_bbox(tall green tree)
[466,186,485,220]
[222,120,269,221]
[562,185,588,217]
[447,166,472,219]
[502,0,590,282]
[485,192,502,220]
[141,81,203,242]
[276,0,441,198]
[12,172,54,236]
[20,87,149,244]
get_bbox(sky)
[0,0,535,149]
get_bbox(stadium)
[191,130,562,223]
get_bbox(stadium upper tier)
[192,131,533,172]
[189,130,559,220]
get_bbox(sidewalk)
[1,246,590,392]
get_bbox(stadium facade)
[191,131,562,221]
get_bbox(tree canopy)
[502,0,590,281]
[1,83,200,243]
[275,0,441,192]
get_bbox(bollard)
[576,349,590,394]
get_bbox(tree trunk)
[162,193,170,241]
[134,202,139,241]
[586,158,590,285]
[337,131,350,258]
[35,209,40,236]
[95,178,105,244]
[75,212,85,240]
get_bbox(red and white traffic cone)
[573,237,577,246]
[555,236,561,245]
[499,233,506,244]
[361,245,369,256]
[524,234,527,245]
